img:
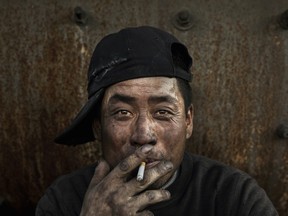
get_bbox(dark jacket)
[36,153,278,216]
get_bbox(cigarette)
[137,162,146,181]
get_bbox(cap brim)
[54,89,104,145]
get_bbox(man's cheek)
[162,128,179,143]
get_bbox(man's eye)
[156,110,169,115]
[113,110,133,120]
[116,110,130,115]
[155,110,174,118]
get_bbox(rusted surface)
[0,0,287,215]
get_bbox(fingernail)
[165,190,171,198]
[140,145,153,154]
[161,189,171,199]
[165,161,173,170]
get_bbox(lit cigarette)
[137,162,146,181]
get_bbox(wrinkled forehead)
[102,77,183,105]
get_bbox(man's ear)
[185,104,194,139]
[92,120,102,141]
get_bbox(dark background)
[0,0,287,215]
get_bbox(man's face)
[97,77,193,188]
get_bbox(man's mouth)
[145,159,160,169]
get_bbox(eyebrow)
[148,95,178,105]
[108,93,178,105]
[108,94,136,104]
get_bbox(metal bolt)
[178,10,190,25]
[276,123,288,139]
[278,9,288,30]
[73,6,88,26]
[172,10,193,31]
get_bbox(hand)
[80,145,173,216]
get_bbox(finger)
[113,145,154,177]
[135,189,171,211]
[137,210,154,216]
[89,159,110,186]
[129,160,174,193]
[144,160,174,184]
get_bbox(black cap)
[55,26,192,145]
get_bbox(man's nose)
[130,114,157,146]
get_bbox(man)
[36,26,278,216]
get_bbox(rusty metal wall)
[0,0,287,215]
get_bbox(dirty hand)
[80,145,173,216]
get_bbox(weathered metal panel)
[0,0,287,215]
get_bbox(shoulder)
[36,163,97,216]
[183,153,261,197]
[184,153,252,181]
[183,153,278,215]
[51,163,96,191]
